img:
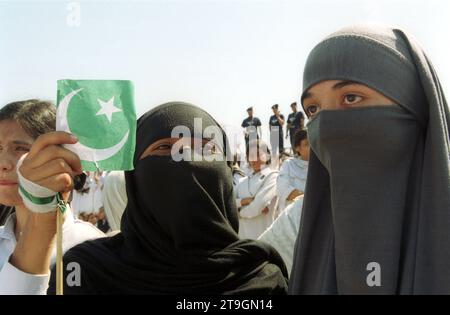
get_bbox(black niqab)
[50,102,288,294]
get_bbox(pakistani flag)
[56,80,136,171]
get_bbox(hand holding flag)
[12,80,137,295]
[14,131,82,293]
[55,80,136,294]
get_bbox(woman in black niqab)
[49,102,288,294]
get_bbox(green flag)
[56,80,136,171]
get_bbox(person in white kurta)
[71,171,104,219]
[0,101,105,294]
[102,171,127,232]
[239,161,253,177]
[258,196,303,276]
[235,165,279,240]
[277,157,308,212]
[0,207,105,294]
[276,129,309,215]
[232,167,246,189]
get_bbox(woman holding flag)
[0,100,104,294]
[9,101,288,294]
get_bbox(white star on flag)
[96,96,122,123]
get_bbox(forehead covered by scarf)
[301,25,427,124]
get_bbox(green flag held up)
[56,80,136,171]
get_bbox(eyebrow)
[301,92,312,103]
[332,80,360,90]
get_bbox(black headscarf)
[289,25,450,294]
[50,102,287,294]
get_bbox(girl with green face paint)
[289,25,450,294]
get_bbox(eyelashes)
[304,93,365,116]
[342,94,363,105]
[153,142,223,155]
[0,146,30,153]
[15,147,30,152]
[305,105,319,116]
[155,144,171,150]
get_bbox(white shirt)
[102,171,127,231]
[239,163,253,177]
[235,166,278,240]
[0,207,105,294]
[71,174,104,217]
[258,196,303,276]
[232,169,246,189]
[276,157,308,213]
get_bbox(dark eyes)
[304,94,363,116]
[155,142,221,154]
[16,146,30,152]
[155,144,171,150]
[0,146,30,152]
[305,105,319,116]
[343,94,363,105]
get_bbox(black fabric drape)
[49,102,288,294]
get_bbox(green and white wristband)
[17,154,67,214]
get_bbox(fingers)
[19,131,83,194]
[25,158,77,182]
[25,145,82,175]
[28,131,78,159]
[34,173,74,193]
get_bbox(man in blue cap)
[286,102,305,153]
[269,104,285,156]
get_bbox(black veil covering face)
[50,102,288,294]
[289,25,450,294]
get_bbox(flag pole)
[56,209,63,295]
[56,193,66,295]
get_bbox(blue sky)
[1,0,449,149]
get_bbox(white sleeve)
[93,187,103,212]
[258,197,304,275]
[239,173,277,219]
[258,210,295,271]
[277,162,297,203]
[234,179,245,209]
[0,261,50,295]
